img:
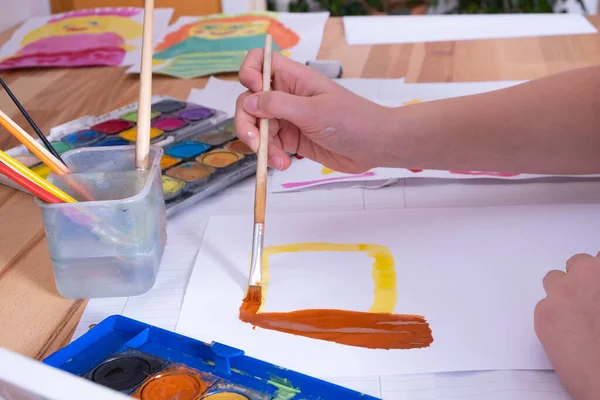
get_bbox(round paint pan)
[178,106,215,121]
[224,140,253,156]
[151,99,187,114]
[60,129,105,147]
[92,137,131,147]
[91,119,135,135]
[120,110,161,122]
[165,142,211,159]
[50,141,72,154]
[32,163,51,179]
[160,154,182,170]
[90,356,153,392]
[193,131,235,146]
[197,150,243,169]
[162,175,186,201]
[130,364,217,400]
[119,127,164,143]
[220,122,235,133]
[165,162,215,186]
[152,117,189,132]
[137,372,203,400]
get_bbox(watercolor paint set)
[42,314,378,400]
[1,95,258,216]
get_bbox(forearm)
[382,66,600,174]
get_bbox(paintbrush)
[135,0,154,170]
[245,34,273,306]
[0,160,64,204]
[0,77,67,167]
[0,109,71,175]
[0,150,76,203]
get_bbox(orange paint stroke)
[239,243,433,350]
[239,305,433,350]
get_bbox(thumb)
[243,91,312,127]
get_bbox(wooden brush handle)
[254,35,273,224]
[135,0,155,169]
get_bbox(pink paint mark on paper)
[450,171,520,177]
[48,8,141,23]
[281,171,377,189]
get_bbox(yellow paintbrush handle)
[0,150,77,203]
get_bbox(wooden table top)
[0,16,599,361]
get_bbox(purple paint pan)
[178,107,215,121]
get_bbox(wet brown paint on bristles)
[243,286,262,308]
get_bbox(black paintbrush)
[0,77,67,167]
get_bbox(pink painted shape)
[0,33,126,69]
[49,8,141,23]
[281,171,377,189]
[17,33,123,55]
[450,170,520,177]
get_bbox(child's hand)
[234,48,391,173]
[535,253,600,400]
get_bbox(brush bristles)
[244,286,262,305]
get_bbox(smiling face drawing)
[20,15,143,46]
[154,14,300,55]
[60,17,107,33]
[189,20,270,39]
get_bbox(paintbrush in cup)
[0,110,70,175]
[0,108,100,201]
[135,0,154,170]
[0,77,67,166]
[245,34,273,307]
[0,160,64,204]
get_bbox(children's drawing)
[0,8,174,70]
[127,12,329,79]
[271,156,599,192]
[239,242,433,350]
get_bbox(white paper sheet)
[266,79,600,191]
[0,8,174,69]
[70,173,600,398]
[176,204,600,378]
[271,157,600,192]
[343,14,598,45]
[187,75,409,117]
[188,77,577,192]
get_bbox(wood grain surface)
[0,16,599,360]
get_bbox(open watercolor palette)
[2,96,258,216]
[42,314,378,400]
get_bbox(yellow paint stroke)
[321,166,336,175]
[402,99,424,105]
[256,243,397,314]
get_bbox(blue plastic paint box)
[43,315,380,399]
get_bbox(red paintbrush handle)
[0,161,63,204]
